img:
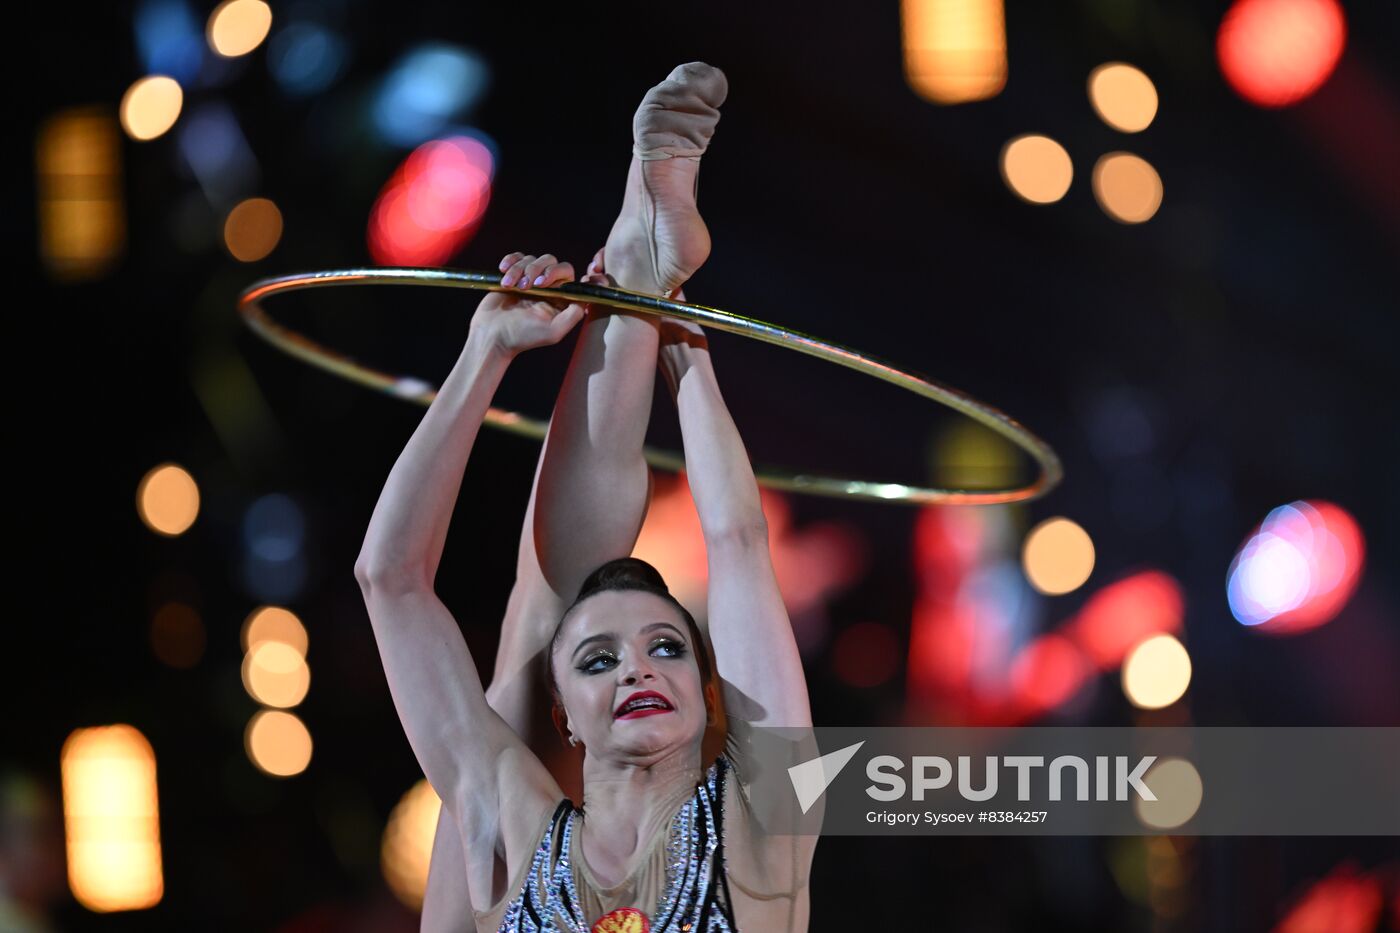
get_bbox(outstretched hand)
[468,252,589,356]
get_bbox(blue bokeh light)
[373,44,489,146]
[268,20,350,97]
[135,0,205,85]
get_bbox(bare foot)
[602,63,728,298]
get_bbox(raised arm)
[419,59,730,926]
[658,319,812,729]
[353,269,585,913]
[421,249,664,931]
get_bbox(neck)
[577,744,704,850]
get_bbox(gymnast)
[355,63,815,932]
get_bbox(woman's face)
[552,589,708,761]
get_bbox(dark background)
[11,0,1400,930]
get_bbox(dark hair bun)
[546,555,714,705]
[576,557,670,600]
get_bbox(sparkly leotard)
[487,755,739,932]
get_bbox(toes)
[634,62,728,155]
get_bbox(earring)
[569,735,579,747]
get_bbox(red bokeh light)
[1274,861,1384,933]
[1065,570,1185,669]
[368,135,494,266]
[1008,634,1088,718]
[1217,0,1346,108]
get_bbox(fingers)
[498,253,576,289]
[550,303,588,338]
[579,247,611,286]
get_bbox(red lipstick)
[614,690,675,719]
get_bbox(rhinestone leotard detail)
[492,755,738,932]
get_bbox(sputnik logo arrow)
[787,741,865,814]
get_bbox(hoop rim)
[236,267,1063,506]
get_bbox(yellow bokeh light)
[241,641,311,708]
[1122,633,1192,709]
[245,710,312,777]
[60,725,164,912]
[136,463,200,537]
[36,109,126,281]
[207,0,273,58]
[381,779,443,910]
[1134,757,1203,830]
[902,0,1008,104]
[119,76,183,142]
[1088,63,1159,133]
[1093,152,1163,223]
[150,602,205,669]
[1000,135,1073,204]
[241,605,308,656]
[928,420,1020,490]
[223,197,283,262]
[1021,516,1095,595]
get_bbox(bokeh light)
[1009,633,1088,716]
[244,709,312,777]
[1274,863,1386,933]
[374,44,489,146]
[241,641,310,708]
[135,0,205,85]
[241,605,309,656]
[381,779,442,910]
[1217,0,1346,108]
[1022,517,1095,595]
[1227,500,1364,633]
[1088,63,1159,132]
[1067,571,1185,670]
[60,725,164,911]
[901,0,1007,104]
[36,108,126,281]
[1092,153,1163,223]
[368,134,495,266]
[176,102,259,204]
[1135,757,1203,830]
[831,622,901,688]
[1122,634,1192,709]
[149,602,205,669]
[136,463,200,537]
[223,197,282,262]
[120,76,183,141]
[928,420,1021,490]
[1000,134,1073,204]
[267,20,349,97]
[207,0,272,58]
[240,493,309,602]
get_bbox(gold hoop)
[237,267,1062,505]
